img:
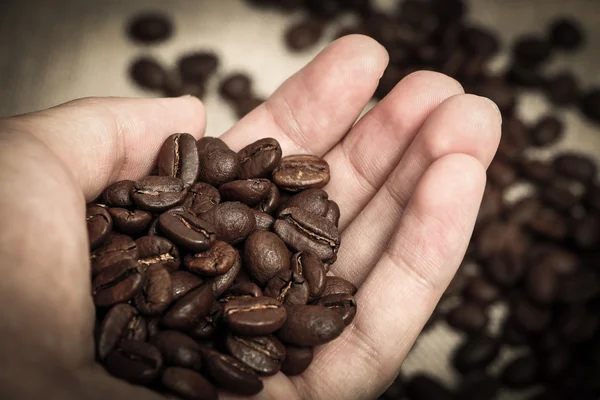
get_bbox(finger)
[220,35,389,155]
[323,71,464,230]
[295,154,486,400]
[331,94,501,286]
[1,96,206,200]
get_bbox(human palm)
[0,35,500,400]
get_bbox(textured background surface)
[1,0,599,398]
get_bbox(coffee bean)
[257,182,280,214]
[291,250,325,298]
[531,116,564,147]
[264,270,309,306]
[184,240,237,277]
[151,331,203,370]
[580,88,600,123]
[164,77,206,99]
[476,220,528,261]
[549,18,585,51]
[223,296,287,335]
[132,176,187,212]
[244,231,290,286]
[500,355,539,389]
[219,282,263,304]
[235,97,265,119]
[161,367,218,400]
[513,296,551,333]
[474,77,516,115]
[455,372,499,400]
[513,35,552,66]
[158,211,215,252]
[102,180,135,208]
[253,210,275,231]
[465,275,500,305]
[225,334,286,376]
[108,208,153,236]
[136,236,181,273]
[283,188,330,217]
[558,268,600,303]
[97,304,147,360]
[219,73,253,102]
[312,293,356,326]
[134,264,173,316]
[87,205,113,249]
[158,133,200,188]
[559,306,599,343]
[209,250,242,297]
[105,340,163,385]
[128,13,172,43]
[526,263,558,304]
[277,305,344,346]
[502,316,530,346]
[541,184,579,211]
[280,345,313,376]
[497,117,530,161]
[452,335,500,375]
[528,207,568,240]
[553,153,597,182]
[272,155,330,192]
[238,138,282,179]
[92,259,145,307]
[219,179,272,206]
[476,185,503,225]
[585,184,600,212]
[197,146,240,186]
[197,137,229,153]
[146,316,161,338]
[446,301,488,333]
[130,57,168,91]
[406,375,453,400]
[539,345,572,379]
[183,182,220,216]
[162,284,215,330]
[285,19,324,51]
[545,71,580,106]
[321,276,357,297]
[201,202,256,244]
[204,351,263,396]
[506,62,546,88]
[460,26,499,59]
[487,159,517,188]
[178,52,219,82]
[518,159,554,184]
[529,244,579,275]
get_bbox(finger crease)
[265,93,312,156]
[382,247,434,293]
[340,137,378,196]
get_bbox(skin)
[0,35,500,400]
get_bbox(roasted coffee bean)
[446,301,488,333]
[219,73,252,102]
[487,159,517,188]
[161,367,218,400]
[513,297,551,333]
[313,293,356,326]
[497,117,530,161]
[108,208,153,236]
[201,202,255,244]
[223,296,287,336]
[539,345,572,378]
[92,259,145,307]
[151,331,203,370]
[185,299,223,340]
[513,35,552,66]
[128,12,172,43]
[455,372,499,400]
[549,18,585,50]
[325,201,340,226]
[476,185,503,225]
[147,217,160,236]
[283,188,330,217]
[502,317,530,346]
[460,26,499,59]
[102,180,135,208]
[264,270,309,306]
[225,334,286,376]
[406,375,453,400]
[530,244,578,274]
[158,133,200,187]
[105,340,163,385]
[204,351,263,396]
[585,184,600,212]
[158,211,215,252]
[197,147,240,186]
[277,305,344,346]
[209,250,242,297]
[197,137,229,153]
[518,159,554,184]
[97,304,147,360]
[526,263,558,304]
[280,345,313,376]
[541,184,579,211]
[244,231,290,286]
[507,62,546,87]
[238,138,282,179]
[275,207,340,262]
[178,52,219,82]
[272,155,330,191]
[132,176,187,212]
[162,284,215,330]
[219,179,271,206]
[321,276,357,297]
[253,210,274,231]
[235,97,264,119]
[558,268,600,303]
[257,183,280,215]
[285,19,324,51]
[130,57,168,90]
[184,240,236,277]
[580,88,600,123]
[500,355,539,389]
[559,306,599,343]
[164,77,206,99]
[291,251,325,298]
[465,275,500,305]
[572,213,600,250]
[87,205,113,249]
[182,182,220,216]
[136,236,180,273]
[474,77,516,115]
[553,153,597,182]
[452,335,500,374]
[476,220,529,260]
[219,282,262,304]
[134,264,173,316]
[146,316,161,338]
[545,71,580,106]
[528,207,568,240]
[531,116,564,147]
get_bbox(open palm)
[0,35,500,400]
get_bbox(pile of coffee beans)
[87,135,355,399]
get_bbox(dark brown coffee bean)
[146,316,161,338]
[235,97,264,119]
[201,202,255,245]
[204,351,263,396]
[164,77,206,99]
[502,316,530,346]
[455,372,499,400]
[186,299,223,340]
[87,205,113,249]
[452,335,500,375]
[474,77,516,115]
[476,220,529,261]
[406,375,453,400]
[197,137,228,153]
[283,188,330,217]
[572,213,600,250]
[197,147,240,186]
[291,250,325,298]
[219,179,271,207]
[132,176,187,212]
[549,18,585,51]
[559,306,599,343]
[460,26,499,59]
[312,293,356,326]
[209,250,242,297]
[558,268,600,303]
[446,301,488,333]
[539,345,572,379]
[280,345,313,376]
[102,180,135,208]
[487,159,517,188]
[507,62,546,87]
[92,259,145,307]
[130,57,168,90]
[553,153,597,182]
[158,133,200,188]
[526,263,558,304]
[225,334,286,376]
[178,52,219,82]
[528,207,568,240]
[272,155,330,192]
[151,331,203,370]
[513,297,551,333]
[219,73,252,102]
[97,304,147,360]
[219,282,262,304]
[277,305,344,346]
[91,234,138,276]
[257,182,280,215]
[531,116,564,147]
[321,276,357,297]
[136,236,180,273]
[161,367,218,400]
[128,13,172,43]
[518,159,554,184]
[581,88,600,123]
[223,296,287,336]
[497,117,530,161]
[513,35,552,66]
[325,201,340,227]
[545,71,580,106]
[108,208,152,236]
[253,210,274,231]
[465,275,500,305]
[134,264,173,316]
[500,355,539,389]
[529,244,579,275]
[162,284,215,331]
[105,340,163,385]
[238,138,282,179]
[158,211,215,252]
[264,270,309,306]
[541,184,579,211]
[184,241,236,277]
[476,185,503,225]
[244,231,290,286]
[285,19,324,51]
[183,182,220,216]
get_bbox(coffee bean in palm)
[97,304,147,360]
[321,276,357,297]
[455,372,499,400]
[201,202,255,245]
[184,240,236,277]
[87,205,113,249]
[129,57,168,91]
[197,147,240,186]
[108,208,152,236]
[452,334,500,375]
[162,284,215,331]
[132,176,187,212]
[182,182,221,216]
[280,345,313,376]
[219,179,271,207]
[406,375,453,400]
[277,305,344,346]
[272,155,330,192]
[553,153,597,182]
[92,258,145,307]
[136,236,180,273]
[513,35,552,66]
[531,116,564,147]
[244,230,290,286]
[545,71,580,106]
[291,250,325,298]
[446,301,488,333]
[223,296,287,336]
[158,133,200,188]
[312,293,356,326]
[188,300,224,341]
[238,138,283,180]
[465,275,500,305]
[264,270,309,306]
[285,19,324,51]
[526,263,558,304]
[474,77,516,115]
[500,355,540,389]
[518,159,554,184]
[283,188,330,217]
[219,73,253,102]
[204,351,263,396]
[134,264,173,316]
[178,52,219,82]
[158,211,215,253]
[580,88,600,123]
[128,12,172,43]
[102,180,135,208]
[105,340,163,385]
[549,18,585,51]
[256,182,280,214]
[209,250,242,297]
[235,96,264,119]
[225,334,286,376]
[91,233,138,276]
[161,367,218,400]
[151,331,203,370]
[219,282,263,304]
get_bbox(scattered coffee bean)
[132,176,187,212]
[452,334,500,374]
[549,18,585,51]
[130,57,168,90]
[162,284,215,330]
[136,236,181,273]
[531,116,564,147]
[545,71,580,106]
[178,52,219,82]
[108,208,153,236]
[264,270,309,306]
[204,351,264,396]
[134,264,173,316]
[285,19,324,51]
[151,331,203,370]
[128,12,173,43]
[219,73,253,102]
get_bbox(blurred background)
[1,0,600,399]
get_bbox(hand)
[0,35,500,400]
